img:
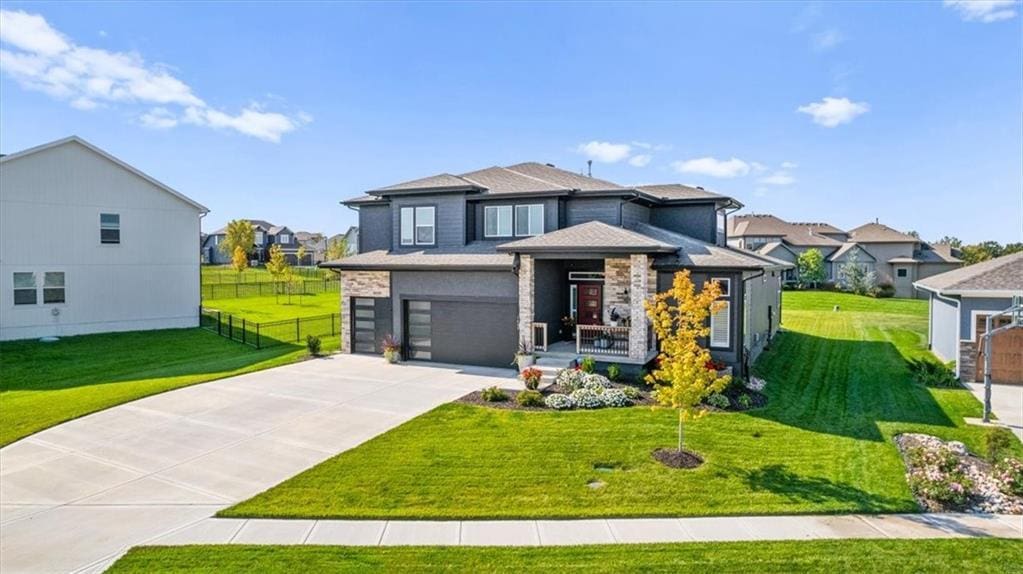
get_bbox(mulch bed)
[652,447,704,469]
[719,386,769,411]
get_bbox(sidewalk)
[149,513,1022,547]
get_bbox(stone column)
[338,270,390,354]
[603,257,631,324]
[517,255,534,351]
[628,254,650,361]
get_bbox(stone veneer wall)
[338,270,390,353]
[959,340,977,382]
[604,257,631,324]
[518,255,534,351]
[628,254,650,361]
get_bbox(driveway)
[966,382,1023,441]
[0,354,514,573]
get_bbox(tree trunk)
[677,412,684,453]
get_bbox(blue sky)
[1,2,1020,243]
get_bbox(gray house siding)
[533,259,565,343]
[650,204,718,244]
[929,293,959,363]
[390,194,465,251]
[621,201,650,228]
[358,204,392,253]
[565,197,621,227]
[657,269,742,369]
[469,197,560,242]
[743,269,783,365]
[959,296,1014,340]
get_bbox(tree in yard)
[265,244,290,304]
[326,236,350,261]
[644,270,731,458]
[297,244,307,267]
[231,245,248,273]
[837,252,877,296]
[219,219,254,261]
[796,248,827,288]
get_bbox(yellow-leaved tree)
[231,245,248,273]
[644,270,731,457]
[265,244,289,304]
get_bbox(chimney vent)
[587,160,592,177]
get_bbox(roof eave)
[368,185,483,196]
[496,245,677,254]
[319,262,513,272]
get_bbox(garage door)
[404,299,517,368]
[975,316,1023,385]
[350,297,392,354]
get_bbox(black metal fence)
[201,266,328,284]
[201,278,339,300]
[200,308,340,349]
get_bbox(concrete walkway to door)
[0,355,515,573]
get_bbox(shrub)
[481,386,508,402]
[706,393,730,409]
[600,388,632,408]
[986,428,1015,462]
[570,388,603,409]
[738,394,753,409]
[555,368,588,391]
[579,356,597,373]
[544,393,575,410]
[520,367,543,390]
[874,283,896,298]
[305,335,321,355]
[607,364,622,381]
[905,445,974,507]
[582,374,612,391]
[906,358,958,387]
[622,386,643,400]
[994,458,1023,497]
[516,389,544,407]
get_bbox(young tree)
[838,252,877,295]
[220,219,254,261]
[296,244,307,267]
[644,270,731,456]
[231,245,248,273]
[796,248,826,288]
[326,236,350,260]
[265,244,289,304]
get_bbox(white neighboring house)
[0,136,209,341]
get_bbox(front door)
[577,284,602,325]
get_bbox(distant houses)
[728,215,962,298]
[202,221,330,265]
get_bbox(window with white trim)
[100,213,120,244]
[400,206,436,246]
[13,272,36,305]
[709,277,730,348]
[43,272,65,304]
[254,231,264,244]
[514,204,544,236]
[484,205,513,238]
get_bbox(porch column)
[338,270,390,354]
[628,254,650,361]
[518,254,534,351]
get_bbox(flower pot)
[516,353,535,370]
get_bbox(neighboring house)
[322,162,791,372]
[324,227,358,260]
[0,136,208,341]
[202,220,306,265]
[915,252,1023,384]
[729,215,962,298]
[294,231,326,265]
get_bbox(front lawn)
[223,291,1018,520]
[106,539,1021,573]
[202,292,338,322]
[0,329,338,446]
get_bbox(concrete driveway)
[0,354,513,573]
[966,382,1023,441]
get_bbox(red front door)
[577,284,602,325]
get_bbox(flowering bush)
[570,388,604,409]
[705,393,730,409]
[906,445,974,507]
[583,374,613,391]
[544,393,575,410]
[704,359,727,371]
[746,377,767,392]
[555,368,588,390]
[520,367,543,390]
[600,388,632,408]
[994,458,1023,497]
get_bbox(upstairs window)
[484,205,513,238]
[514,204,544,236]
[400,206,436,246]
[100,213,120,244]
[13,272,36,305]
[279,233,290,244]
[43,272,66,304]
[254,231,264,244]
[709,277,731,348]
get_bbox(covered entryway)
[404,299,518,368]
[350,297,392,354]
[976,315,1023,384]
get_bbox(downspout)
[720,201,742,246]
[619,191,643,227]
[739,269,766,378]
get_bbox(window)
[13,272,36,305]
[514,204,544,236]
[709,277,730,348]
[569,284,578,320]
[401,206,436,246]
[100,213,120,244]
[484,205,513,238]
[254,231,264,244]
[43,272,65,304]
[279,233,290,244]
[897,268,908,278]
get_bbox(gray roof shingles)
[915,251,1023,293]
[321,242,513,270]
[496,221,677,253]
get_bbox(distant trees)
[797,249,827,288]
[297,244,307,267]
[838,252,877,296]
[220,220,254,261]
[266,244,291,304]
[326,236,350,261]
[231,245,248,273]
[957,241,1023,265]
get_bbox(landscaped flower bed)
[457,369,655,411]
[895,433,1023,514]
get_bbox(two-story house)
[323,162,791,373]
[203,220,303,264]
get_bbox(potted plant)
[514,339,535,370]
[520,366,543,390]
[382,334,401,364]
[608,306,621,327]
[561,315,577,340]
[704,358,732,378]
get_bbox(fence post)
[235,283,239,298]
[217,311,222,336]
[256,323,261,349]
[331,313,335,336]
[242,318,246,345]
[296,317,301,342]
[228,314,233,341]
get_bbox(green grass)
[202,293,338,322]
[222,291,1019,520]
[201,265,328,284]
[0,329,338,446]
[106,540,1022,573]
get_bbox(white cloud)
[0,9,308,142]
[750,161,768,174]
[671,157,750,179]
[797,96,869,127]
[631,141,671,152]
[811,28,844,51]
[781,161,798,169]
[628,154,651,168]
[944,1,1017,22]
[758,171,796,186]
[576,141,632,163]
